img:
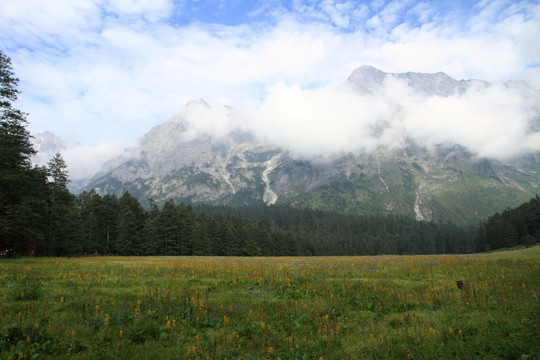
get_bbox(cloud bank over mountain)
[180,72,540,161]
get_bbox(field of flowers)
[0,247,538,359]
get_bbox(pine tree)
[47,153,80,255]
[0,51,48,255]
[78,190,105,254]
[191,212,211,255]
[101,194,119,253]
[158,199,181,255]
[114,192,145,255]
[142,199,160,255]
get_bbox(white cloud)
[61,139,135,181]
[182,100,245,141]
[33,137,134,181]
[1,0,539,177]
[250,78,540,160]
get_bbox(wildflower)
[119,330,123,338]
[34,323,39,329]
[407,349,414,359]
[449,327,454,335]
[71,330,75,337]
[458,329,463,337]
[61,296,65,303]
[261,321,265,329]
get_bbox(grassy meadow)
[1,247,539,360]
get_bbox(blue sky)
[1,0,539,179]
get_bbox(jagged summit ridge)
[346,66,488,96]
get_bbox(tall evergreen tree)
[157,199,181,255]
[114,192,145,255]
[47,153,80,255]
[191,212,211,255]
[101,194,119,253]
[142,199,160,255]
[0,51,48,255]
[78,190,105,254]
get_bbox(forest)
[1,50,539,257]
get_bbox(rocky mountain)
[31,131,89,193]
[86,67,540,225]
[346,65,488,96]
[31,131,70,165]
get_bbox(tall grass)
[1,247,538,359]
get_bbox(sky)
[1,0,539,180]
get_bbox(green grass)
[1,248,539,359]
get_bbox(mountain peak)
[185,98,210,109]
[346,65,387,93]
[346,66,487,96]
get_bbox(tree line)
[476,195,540,251]
[193,204,478,255]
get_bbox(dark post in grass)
[456,280,464,290]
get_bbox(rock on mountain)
[31,131,90,193]
[31,131,70,166]
[346,65,488,96]
[86,67,540,225]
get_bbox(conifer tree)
[0,50,48,254]
[78,190,105,254]
[142,199,160,255]
[114,192,145,255]
[47,153,80,255]
[158,199,181,255]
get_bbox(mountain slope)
[86,67,540,225]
